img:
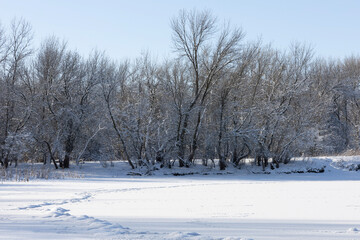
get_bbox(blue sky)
[0,0,359,61]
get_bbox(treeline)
[1,10,360,170]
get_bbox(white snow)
[1,157,360,239]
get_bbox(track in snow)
[1,175,360,239]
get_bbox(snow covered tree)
[1,11,360,171]
[171,9,244,167]
[0,19,33,168]
[32,38,103,169]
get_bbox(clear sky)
[0,0,359,61]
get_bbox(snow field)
[1,157,360,239]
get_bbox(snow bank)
[2,156,360,182]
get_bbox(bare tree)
[171,9,244,167]
[0,18,33,168]
[99,55,136,169]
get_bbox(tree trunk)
[218,99,226,170]
[178,113,189,167]
[44,141,58,169]
[188,111,202,164]
[106,99,135,169]
[219,155,226,170]
[4,157,9,169]
[63,154,70,168]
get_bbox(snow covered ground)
[1,157,360,239]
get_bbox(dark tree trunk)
[202,158,208,166]
[188,111,202,164]
[4,157,9,169]
[218,99,226,170]
[273,156,280,168]
[219,156,226,170]
[256,155,261,166]
[156,151,163,163]
[232,144,251,167]
[43,153,47,165]
[178,113,189,167]
[264,157,268,167]
[63,154,70,168]
[232,148,237,164]
[44,141,58,169]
